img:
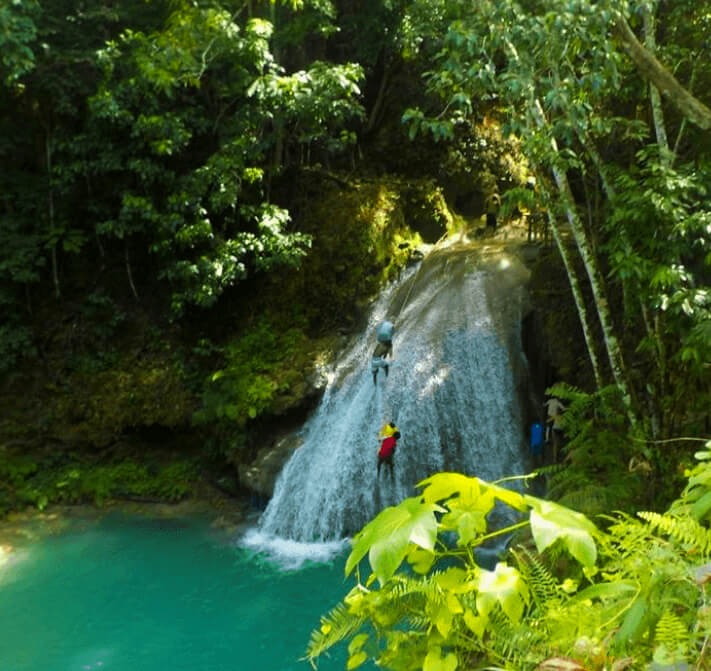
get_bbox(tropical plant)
[307,453,711,670]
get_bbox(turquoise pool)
[0,512,358,671]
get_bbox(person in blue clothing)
[529,421,544,468]
[371,320,394,384]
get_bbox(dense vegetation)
[2,0,711,665]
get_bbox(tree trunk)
[531,100,637,426]
[537,175,604,390]
[45,130,60,299]
[366,57,395,134]
[502,36,636,422]
[613,14,711,130]
[125,241,139,301]
[642,7,669,162]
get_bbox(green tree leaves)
[346,496,444,584]
[527,498,598,567]
[0,0,38,86]
[310,455,711,670]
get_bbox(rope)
[393,231,449,321]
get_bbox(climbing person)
[529,420,544,468]
[377,427,401,478]
[371,342,391,384]
[378,421,399,441]
[376,320,394,354]
[544,394,566,461]
[371,320,394,384]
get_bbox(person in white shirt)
[544,396,566,460]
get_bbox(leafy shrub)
[308,451,711,671]
[0,451,198,514]
[0,322,36,375]
[543,382,648,514]
[194,317,309,428]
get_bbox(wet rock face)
[238,432,304,497]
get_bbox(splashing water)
[251,242,532,548]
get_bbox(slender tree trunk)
[643,7,669,162]
[531,100,637,426]
[579,131,667,436]
[45,129,60,299]
[503,37,636,421]
[671,61,698,165]
[536,175,604,389]
[125,241,139,301]
[366,57,395,134]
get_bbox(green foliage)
[0,0,38,86]
[308,455,711,670]
[0,451,197,515]
[194,318,309,428]
[0,320,36,376]
[542,383,648,514]
[309,472,601,670]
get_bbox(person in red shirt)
[377,428,401,478]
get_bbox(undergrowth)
[0,451,198,516]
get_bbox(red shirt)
[379,436,397,458]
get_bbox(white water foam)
[239,527,348,570]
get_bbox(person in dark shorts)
[377,429,400,478]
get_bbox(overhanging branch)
[613,14,711,130]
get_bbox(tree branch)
[613,14,711,130]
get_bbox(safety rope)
[393,231,449,321]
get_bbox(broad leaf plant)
[308,453,711,670]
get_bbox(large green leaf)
[419,473,484,504]
[476,562,529,624]
[692,490,711,521]
[440,508,487,545]
[423,646,458,671]
[527,499,598,567]
[435,567,475,594]
[419,472,525,513]
[346,497,444,584]
[569,581,637,604]
[614,596,648,645]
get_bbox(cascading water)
[248,241,533,550]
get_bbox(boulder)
[238,432,304,498]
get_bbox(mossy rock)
[47,352,194,448]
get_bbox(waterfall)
[248,241,533,550]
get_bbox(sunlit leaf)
[476,562,529,623]
[346,497,444,584]
[423,645,458,671]
[527,499,598,567]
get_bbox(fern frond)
[655,610,689,650]
[511,546,561,615]
[638,511,711,555]
[484,606,549,666]
[653,610,690,663]
[531,463,565,477]
[305,601,366,662]
[389,573,442,603]
[556,484,620,517]
[404,614,430,630]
